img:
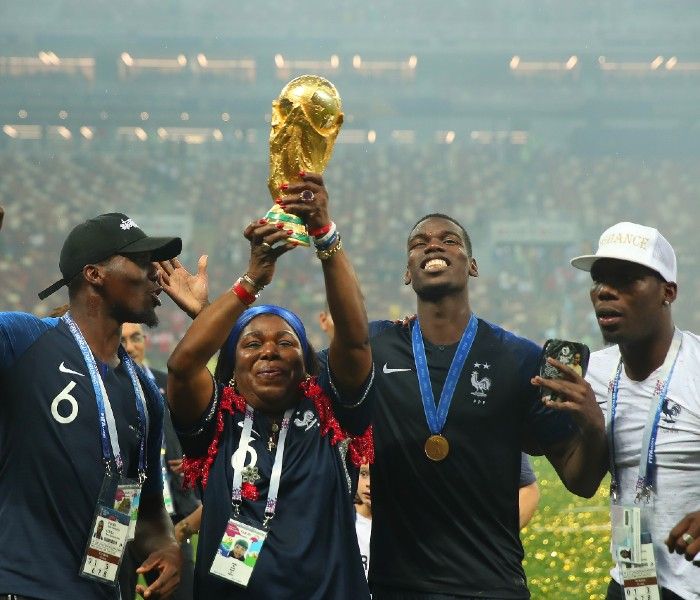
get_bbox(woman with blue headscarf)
[166,173,374,599]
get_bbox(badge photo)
[80,506,130,585]
[210,518,268,588]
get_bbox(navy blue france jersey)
[367,318,577,599]
[0,312,164,600]
[179,358,373,600]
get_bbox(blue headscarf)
[224,305,310,361]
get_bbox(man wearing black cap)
[0,213,183,599]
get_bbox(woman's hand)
[243,219,296,290]
[276,172,331,232]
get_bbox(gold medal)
[424,434,449,461]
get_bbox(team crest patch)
[660,397,681,425]
[120,218,139,230]
[470,362,491,405]
[294,409,318,431]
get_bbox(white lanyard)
[231,405,294,528]
[607,328,682,502]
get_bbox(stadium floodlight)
[650,56,664,70]
[197,54,208,67]
[510,56,520,70]
[353,55,362,69]
[367,130,376,143]
[665,56,678,70]
[3,125,18,138]
[275,54,285,68]
[121,52,134,66]
[565,56,578,70]
[80,126,93,140]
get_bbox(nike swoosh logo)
[59,362,85,377]
[382,363,412,374]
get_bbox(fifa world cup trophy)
[265,75,344,246]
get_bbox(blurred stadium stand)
[2,0,699,366]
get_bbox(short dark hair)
[409,213,472,257]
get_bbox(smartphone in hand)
[539,339,590,401]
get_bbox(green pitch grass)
[523,455,613,599]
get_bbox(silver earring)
[663,300,670,306]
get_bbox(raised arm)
[532,358,608,498]
[166,222,295,427]
[280,173,372,396]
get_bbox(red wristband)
[232,280,257,306]
[309,222,333,238]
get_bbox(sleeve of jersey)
[174,376,221,459]
[316,347,375,437]
[0,312,59,370]
[519,453,537,487]
[521,342,579,449]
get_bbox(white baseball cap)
[571,221,677,283]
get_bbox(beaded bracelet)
[316,236,343,261]
[232,278,258,305]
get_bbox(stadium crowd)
[3,142,699,363]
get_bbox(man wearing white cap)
[571,222,700,600]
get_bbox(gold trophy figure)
[265,75,344,246]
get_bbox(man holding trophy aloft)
[165,75,374,599]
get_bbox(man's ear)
[403,268,411,285]
[469,258,479,278]
[83,263,105,287]
[663,282,677,305]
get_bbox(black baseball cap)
[38,212,182,300]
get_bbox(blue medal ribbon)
[412,314,478,436]
[608,328,682,502]
[63,313,149,477]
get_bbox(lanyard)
[412,314,478,435]
[231,405,294,528]
[608,328,682,503]
[63,313,149,478]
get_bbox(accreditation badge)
[611,505,642,564]
[210,517,268,587]
[619,536,661,600]
[114,480,142,541]
[161,449,175,516]
[80,505,130,585]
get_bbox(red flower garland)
[182,378,374,491]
